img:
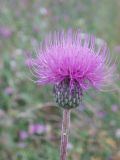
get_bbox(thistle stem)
[60,109,71,160]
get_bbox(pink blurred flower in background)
[19,131,28,141]
[96,111,106,118]
[28,123,47,135]
[4,87,14,95]
[111,104,118,112]
[0,26,13,38]
[67,143,73,150]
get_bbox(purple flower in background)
[67,143,73,150]
[96,111,106,118]
[27,30,115,109]
[19,131,28,141]
[0,26,13,38]
[111,104,118,112]
[28,123,47,135]
[4,87,14,95]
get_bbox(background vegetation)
[0,0,120,159]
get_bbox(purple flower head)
[27,30,115,108]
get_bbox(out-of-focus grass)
[0,0,120,159]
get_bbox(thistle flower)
[27,30,114,109]
[27,30,115,160]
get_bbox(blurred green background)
[0,0,120,160]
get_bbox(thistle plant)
[27,30,115,160]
